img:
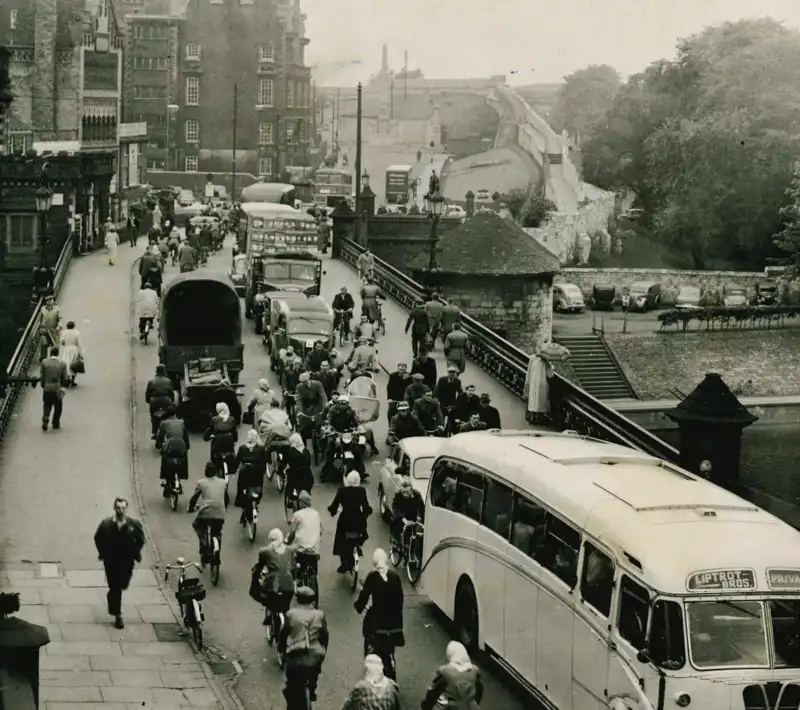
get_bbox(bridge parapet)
[340,237,680,464]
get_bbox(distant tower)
[381,44,388,73]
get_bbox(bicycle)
[348,534,361,591]
[389,520,425,583]
[294,554,320,608]
[376,298,386,336]
[336,309,353,347]
[242,487,260,543]
[197,522,222,586]
[164,558,206,649]
[365,633,397,681]
[296,411,322,465]
[284,486,300,523]
[165,468,183,512]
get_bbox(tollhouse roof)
[667,372,758,426]
[410,212,561,276]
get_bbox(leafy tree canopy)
[582,19,800,268]
[550,64,621,139]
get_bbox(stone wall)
[561,266,765,303]
[366,216,464,274]
[55,49,80,132]
[441,272,553,352]
[525,190,616,263]
[606,330,800,399]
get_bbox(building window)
[185,43,201,60]
[259,44,274,62]
[9,9,17,30]
[185,155,198,172]
[286,122,293,143]
[287,81,294,108]
[185,76,199,105]
[285,156,293,167]
[258,122,273,145]
[133,86,168,99]
[133,57,168,70]
[147,159,164,170]
[258,157,272,176]
[258,78,273,107]
[285,39,294,63]
[185,119,199,142]
[0,214,37,251]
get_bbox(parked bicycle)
[164,558,206,649]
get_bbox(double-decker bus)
[421,429,800,710]
[312,167,353,208]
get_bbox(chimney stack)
[381,44,388,73]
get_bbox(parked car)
[723,283,748,307]
[628,281,662,312]
[377,437,442,522]
[621,208,644,221]
[675,284,702,309]
[445,205,466,218]
[754,279,778,305]
[177,189,195,207]
[228,253,247,296]
[552,283,585,313]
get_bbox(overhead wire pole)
[231,82,238,200]
[354,82,362,242]
[404,50,408,100]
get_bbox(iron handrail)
[0,234,75,444]
[340,237,680,464]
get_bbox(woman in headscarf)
[59,320,84,387]
[285,432,313,499]
[246,379,272,425]
[354,549,404,680]
[203,402,239,470]
[105,223,119,265]
[421,641,484,710]
[233,430,267,520]
[328,471,372,573]
[341,654,401,710]
[248,530,295,634]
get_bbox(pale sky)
[303,0,800,86]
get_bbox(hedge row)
[657,305,800,331]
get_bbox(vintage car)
[268,296,334,368]
[259,290,309,347]
[228,253,247,296]
[754,279,778,305]
[552,283,585,313]
[627,281,662,312]
[159,271,244,428]
[723,283,748,307]
[675,284,702,309]
[592,284,616,311]
[377,437,442,522]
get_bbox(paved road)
[553,308,662,337]
[133,241,530,709]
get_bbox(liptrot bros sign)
[83,51,119,92]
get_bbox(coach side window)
[540,514,581,588]
[430,459,460,510]
[509,493,546,557]
[453,467,485,522]
[580,542,615,617]
[617,575,650,651]
[480,477,513,539]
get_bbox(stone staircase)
[554,335,637,400]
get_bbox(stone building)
[124,0,313,181]
[0,0,121,246]
[410,211,560,351]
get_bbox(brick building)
[124,0,313,182]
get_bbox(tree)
[581,19,800,268]
[521,194,557,228]
[772,161,800,268]
[551,65,621,140]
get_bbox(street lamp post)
[422,174,445,292]
[32,179,54,299]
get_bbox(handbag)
[71,355,85,374]
[242,409,254,425]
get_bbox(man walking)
[93,498,145,629]
[41,345,69,431]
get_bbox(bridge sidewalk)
[0,246,238,709]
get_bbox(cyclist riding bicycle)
[145,364,175,439]
[187,462,227,564]
[156,406,190,496]
[286,490,323,589]
[412,388,445,434]
[278,586,328,705]
[295,372,327,445]
[203,402,239,475]
[286,433,314,502]
[258,397,292,441]
[390,473,425,549]
[280,359,301,420]
[250,529,295,628]
[332,286,355,336]
[354,548,405,681]
[353,314,377,343]
[323,395,359,475]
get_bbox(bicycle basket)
[176,579,206,604]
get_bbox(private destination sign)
[687,569,757,592]
[766,569,800,591]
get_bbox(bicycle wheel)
[192,622,203,650]
[275,466,286,493]
[265,456,275,481]
[389,538,403,567]
[406,538,422,584]
[339,326,346,347]
[303,684,312,710]
[247,509,257,543]
[350,548,360,591]
[380,316,386,336]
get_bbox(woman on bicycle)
[354,549,404,681]
[233,430,267,522]
[341,654,401,710]
[421,641,484,710]
[203,402,239,471]
[328,471,372,573]
[249,530,294,630]
[285,433,313,499]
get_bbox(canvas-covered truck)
[385,165,413,205]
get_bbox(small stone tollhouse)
[410,212,561,351]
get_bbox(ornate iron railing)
[340,237,680,463]
[0,234,75,444]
